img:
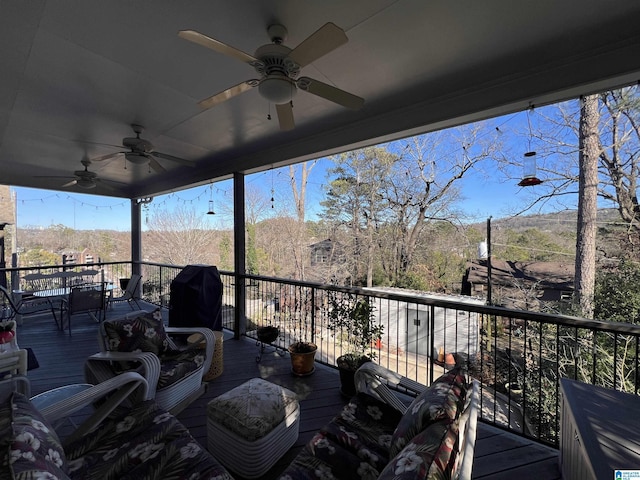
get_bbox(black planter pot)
[338,366,358,397]
[337,355,371,397]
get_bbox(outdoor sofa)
[280,363,479,480]
[0,372,233,480]
[2,307,478,480]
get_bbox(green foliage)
[21,248,59,267]
[245,223,259,275]
[497,228,571,262]
[594,259,640,323]
[218,234,232,270]
[393,271,430,290]
[326,293,383,360]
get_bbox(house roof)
[466,260,575,290]
[2,2,640,199]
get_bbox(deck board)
[13,303,560,480]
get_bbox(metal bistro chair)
[108,273,142,310]
[60,284,106,335]
[0,285,61,327]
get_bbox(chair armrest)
[84,351,160,399]
[39,372,149,445]
[165,327,216,373]
[0,375,30,397]
[354,363,427,413]
[455,379,480,480]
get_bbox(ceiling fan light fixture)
[259,75,297,104]
[77,177,96,189]
[125,152,149,165]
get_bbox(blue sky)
[12,106,582,231]
[11,161,549,231]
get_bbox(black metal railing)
[239,273,640,448]
[4,261,639,448]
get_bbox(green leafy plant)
[327,292,383,370]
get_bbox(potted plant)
[257,325,280,344]
[327,292,383,396]
[288,339,318,376]
[286,295,318,376]
[0,320,16,348]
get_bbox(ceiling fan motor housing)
[254,44,299,104]
[122,136,153,153]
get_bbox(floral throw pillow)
[1,392,70,479]
[379,419,459,480]
[389,367,467,458]
[103,309,170,355]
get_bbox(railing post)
[233,172,246,339]
[310,286,316,344]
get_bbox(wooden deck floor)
[15,303,560,480]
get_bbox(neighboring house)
[62,248,99,265]
[462,259,574,311]
[306,239,348,283]
[309,239,345,267]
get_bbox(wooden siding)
[15,303,560,480]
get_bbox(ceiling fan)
[178,22,364,130]
[62,159,100,189]
[34,158,111,190]
[91,124,194,172]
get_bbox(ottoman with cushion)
[207,377,300,478]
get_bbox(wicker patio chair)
[84,308,215,413]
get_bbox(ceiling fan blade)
[297,77,364,110]
[148,156,167,173]
[178,30,260,65]
[276,103,295,131]
[91,152,122,162]
[198,80,258,109]
[62,179,78,188]
[288,22,348,68]
[151,151,195,167]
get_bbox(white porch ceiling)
[1,1,639,198]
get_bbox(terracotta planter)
[288,342,317,376]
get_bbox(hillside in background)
[14,209,636,276]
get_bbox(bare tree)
[599,89,640,239]
[145,204,215,266]
[381,125,499,286]
[321,124,499,288]
[287,161,317,280]
[502,86,640,240]
[289,161,316,223]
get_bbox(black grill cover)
[169,265,222,330]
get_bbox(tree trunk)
[575,94,599,318]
